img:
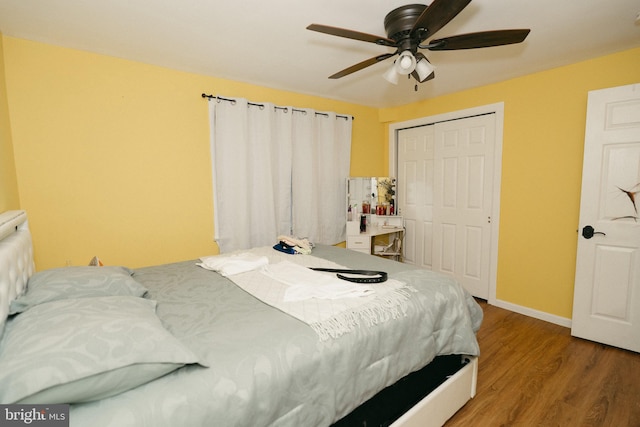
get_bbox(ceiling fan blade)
[329,53,395,79]
[427,29,531,50]
[410,0,472,40]
[307,24,396,47]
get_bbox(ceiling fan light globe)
[399,56,413,69]
[395,51,416,75]
[383,63,399,84]
[415,59,435,81]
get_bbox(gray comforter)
[70,245,482,427]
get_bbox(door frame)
[388,102,504,304]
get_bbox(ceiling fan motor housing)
[384,4,427,51]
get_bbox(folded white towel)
[261,260,374,302]
[197,253,269,277]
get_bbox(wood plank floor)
[445,300,640,427]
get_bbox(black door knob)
[582,225,606,239]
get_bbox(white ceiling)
[0,0,639,108]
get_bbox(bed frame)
[334,354,477,427]
[390,356,477,427]
[0,210,34,335]
[0,210,477,426]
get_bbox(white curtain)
[209,98,352,253]
[291,109,352,245]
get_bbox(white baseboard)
[490,298,572,328]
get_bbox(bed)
[0,210,482,427]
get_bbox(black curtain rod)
[201,93,353,121]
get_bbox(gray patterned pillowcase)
[0,296,203,404]
[9,266,148,315]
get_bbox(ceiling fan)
[307,0,530,85]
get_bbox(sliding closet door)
[398,114,496,299]
[433,115,495,299]
[397,125,435,267]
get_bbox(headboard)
[0,210,35,336]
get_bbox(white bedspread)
[197,252,268,276]
[218,247,414,341]
[262,260,374,301]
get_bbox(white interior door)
[397,114,495,299]
[572,83,640,353]
[397,125,435,266]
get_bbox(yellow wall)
[2,36,383,269]
[3,30,639,320]
[0,35,20,212]
[381,47,640,318]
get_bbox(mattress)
[68,245,482,426]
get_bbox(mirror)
[347,177,396,219]
[376,177,396,206]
